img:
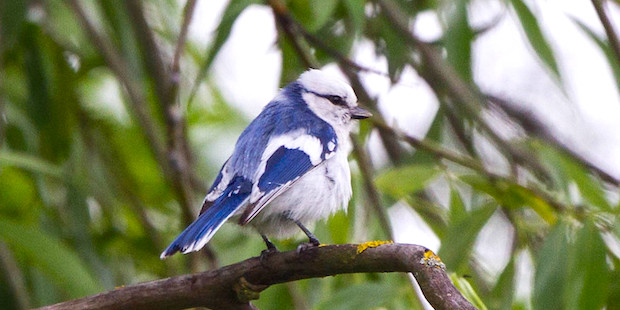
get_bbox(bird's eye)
[326,95,346,106]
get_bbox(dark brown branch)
[36,243,476,310]
[592,0,620,66]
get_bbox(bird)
[160,69,372,258]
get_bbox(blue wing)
[160,176,251,258]
[238,140,335,225]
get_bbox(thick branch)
[36,243,476,310]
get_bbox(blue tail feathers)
[160,176,252,258]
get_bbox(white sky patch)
[473,211,514,279]
[211,5,282,118]
[80,69,129,125]
[388,202,441,252]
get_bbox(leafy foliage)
[1,0,619,309]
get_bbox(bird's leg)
[261,234,278,251]
[294,220,320,246]
[259,234,278,265]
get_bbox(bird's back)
[229,82,337,178]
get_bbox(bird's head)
[298,69,372,127]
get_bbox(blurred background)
[1,0,619,309]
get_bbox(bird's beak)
[350,106,372,119]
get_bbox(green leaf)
[448,187,467,222]
[439,202,497,271]
[533,222,569,310]
[327,210,350,244]
[444,0,474,81]
[343,0,366,35]
[0,0,27,49]
[309,0,339,31]
[488,257,516,310]
[375,15,409,79]
[316,282,398,310]
[0,219,102,298]
[540,145,611,211]
[0,150,63,178]
[0,167,38,220]
[459,175,556,224]
[278,28,307,86]
[571,17,620,93]
[451,274,489,310]
[375,164,440,199]
[510,0,561,79]
[564,220,609,310]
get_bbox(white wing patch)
[204,164,234,202]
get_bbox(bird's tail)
[160,177,251,259]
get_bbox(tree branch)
[67,0,168,174]
[376,0,555,186]
[35,243,476,310]
[371,118,568,213]
[591,0,620,65]
[486,94,620,186]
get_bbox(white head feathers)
[298,69,358,107]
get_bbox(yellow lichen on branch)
[356,240,394,254]
[420,250,445,270]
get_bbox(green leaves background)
[1,0,619,309]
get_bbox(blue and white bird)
[160,69,371,258]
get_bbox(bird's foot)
[308,236,320,246]
[296,239,320,254]
[259,234,279,265]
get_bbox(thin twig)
[351,137,393,238]
[77,111,177,275]
[371,118,568,213]
[124,0,170,107]
[172,0,198,77]
[36,243,476,310]
[268,0,318,68]
[67,0,169,178]
[377,0,555,186]
[0,242,30,309]
[486,94,620,186]
[341,68,407,163]
[592,0,620,65]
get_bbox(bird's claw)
[296,241,320,254]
